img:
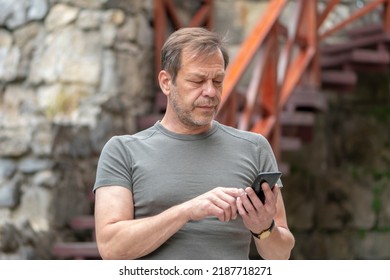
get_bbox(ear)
[158,70,172,96]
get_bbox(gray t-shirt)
[93,120,282,259]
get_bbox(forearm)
[95,186,241,259]
[97,203,191,259]
[254,225,295,260]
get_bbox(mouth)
[194,99,219,112]
[195,105,217,112]
[197,105,215,109]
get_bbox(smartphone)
[251,171,282,203]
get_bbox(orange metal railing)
[215,0,390,159]
[153,0,390,159]
[216,0,318,158]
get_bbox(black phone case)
[251,171,282,203]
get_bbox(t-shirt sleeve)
[258,135,283,188]
[93,136,133,192]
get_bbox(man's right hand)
[183,187,245,222]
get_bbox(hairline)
[161,27,229,84]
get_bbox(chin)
[193,118,214,127]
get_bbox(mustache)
[194,99,219,107]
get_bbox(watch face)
[252,220,275,239]
[260,230,271,240]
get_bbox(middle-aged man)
[93,27,295,260]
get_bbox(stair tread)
[281,112,315,126]
[69,215,95,230]
[321,33,386,54]
[52,242,99,258]
[287,87,328,112]
[321,70,357,86]
[346,23,384,38]
[280,137,302,151]
[351,49,390,64]
[321,48,390,68]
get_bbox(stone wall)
[0,0,155,259]
[1,0,389,260]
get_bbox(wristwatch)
[251,219,275,240]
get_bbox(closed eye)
[188,80,203,85]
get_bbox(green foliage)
[370,105,390,123]
[372,186,382,214]
[357,229,366,239]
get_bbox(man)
[93,27,295,260]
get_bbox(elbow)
[282,233,296,260]
[97,241,132,260]
[97,240,145,260]
[97,243,115,260]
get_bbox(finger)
[244,187,263,210]
[236,197,248,217]
[207,203,227,222]
[210,193,237,221]
[236,197,258,228]
[239,188,258,213]
[215,188,240,220]
[261,182,275,205]
[273,184,280,198]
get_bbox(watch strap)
[251,219,275,240]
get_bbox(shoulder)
[105,126,158,147]
[215,121,270,147]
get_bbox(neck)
[160,116,212,135]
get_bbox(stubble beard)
[170,87,218,129]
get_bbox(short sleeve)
[258,135,283,188]
[93,136,133,192]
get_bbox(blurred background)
[0,0,389,259]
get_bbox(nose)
[202,80,217,97]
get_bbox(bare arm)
[237,184,295,260]
[94,186,241,259]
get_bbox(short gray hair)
[161,27,229,83]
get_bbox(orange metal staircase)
[51,0,390,259]
[216,0,390,171]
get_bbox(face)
[163,48,225,133]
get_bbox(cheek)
[181,86,203,102]
[172,86,196,106]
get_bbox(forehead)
[180,47,225,75]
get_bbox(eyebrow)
[186,72,225,79]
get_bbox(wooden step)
[346,23,384,39]
[51,215,97,259]
[321,49,390,69]
[52,242,100,259]
[69,215,95,230]
[280,112,315,143]
[321,70,357,91]
[280,136,302,151]
[321,33,386,55]
[285,87,328,112]
[280,111,315,126]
